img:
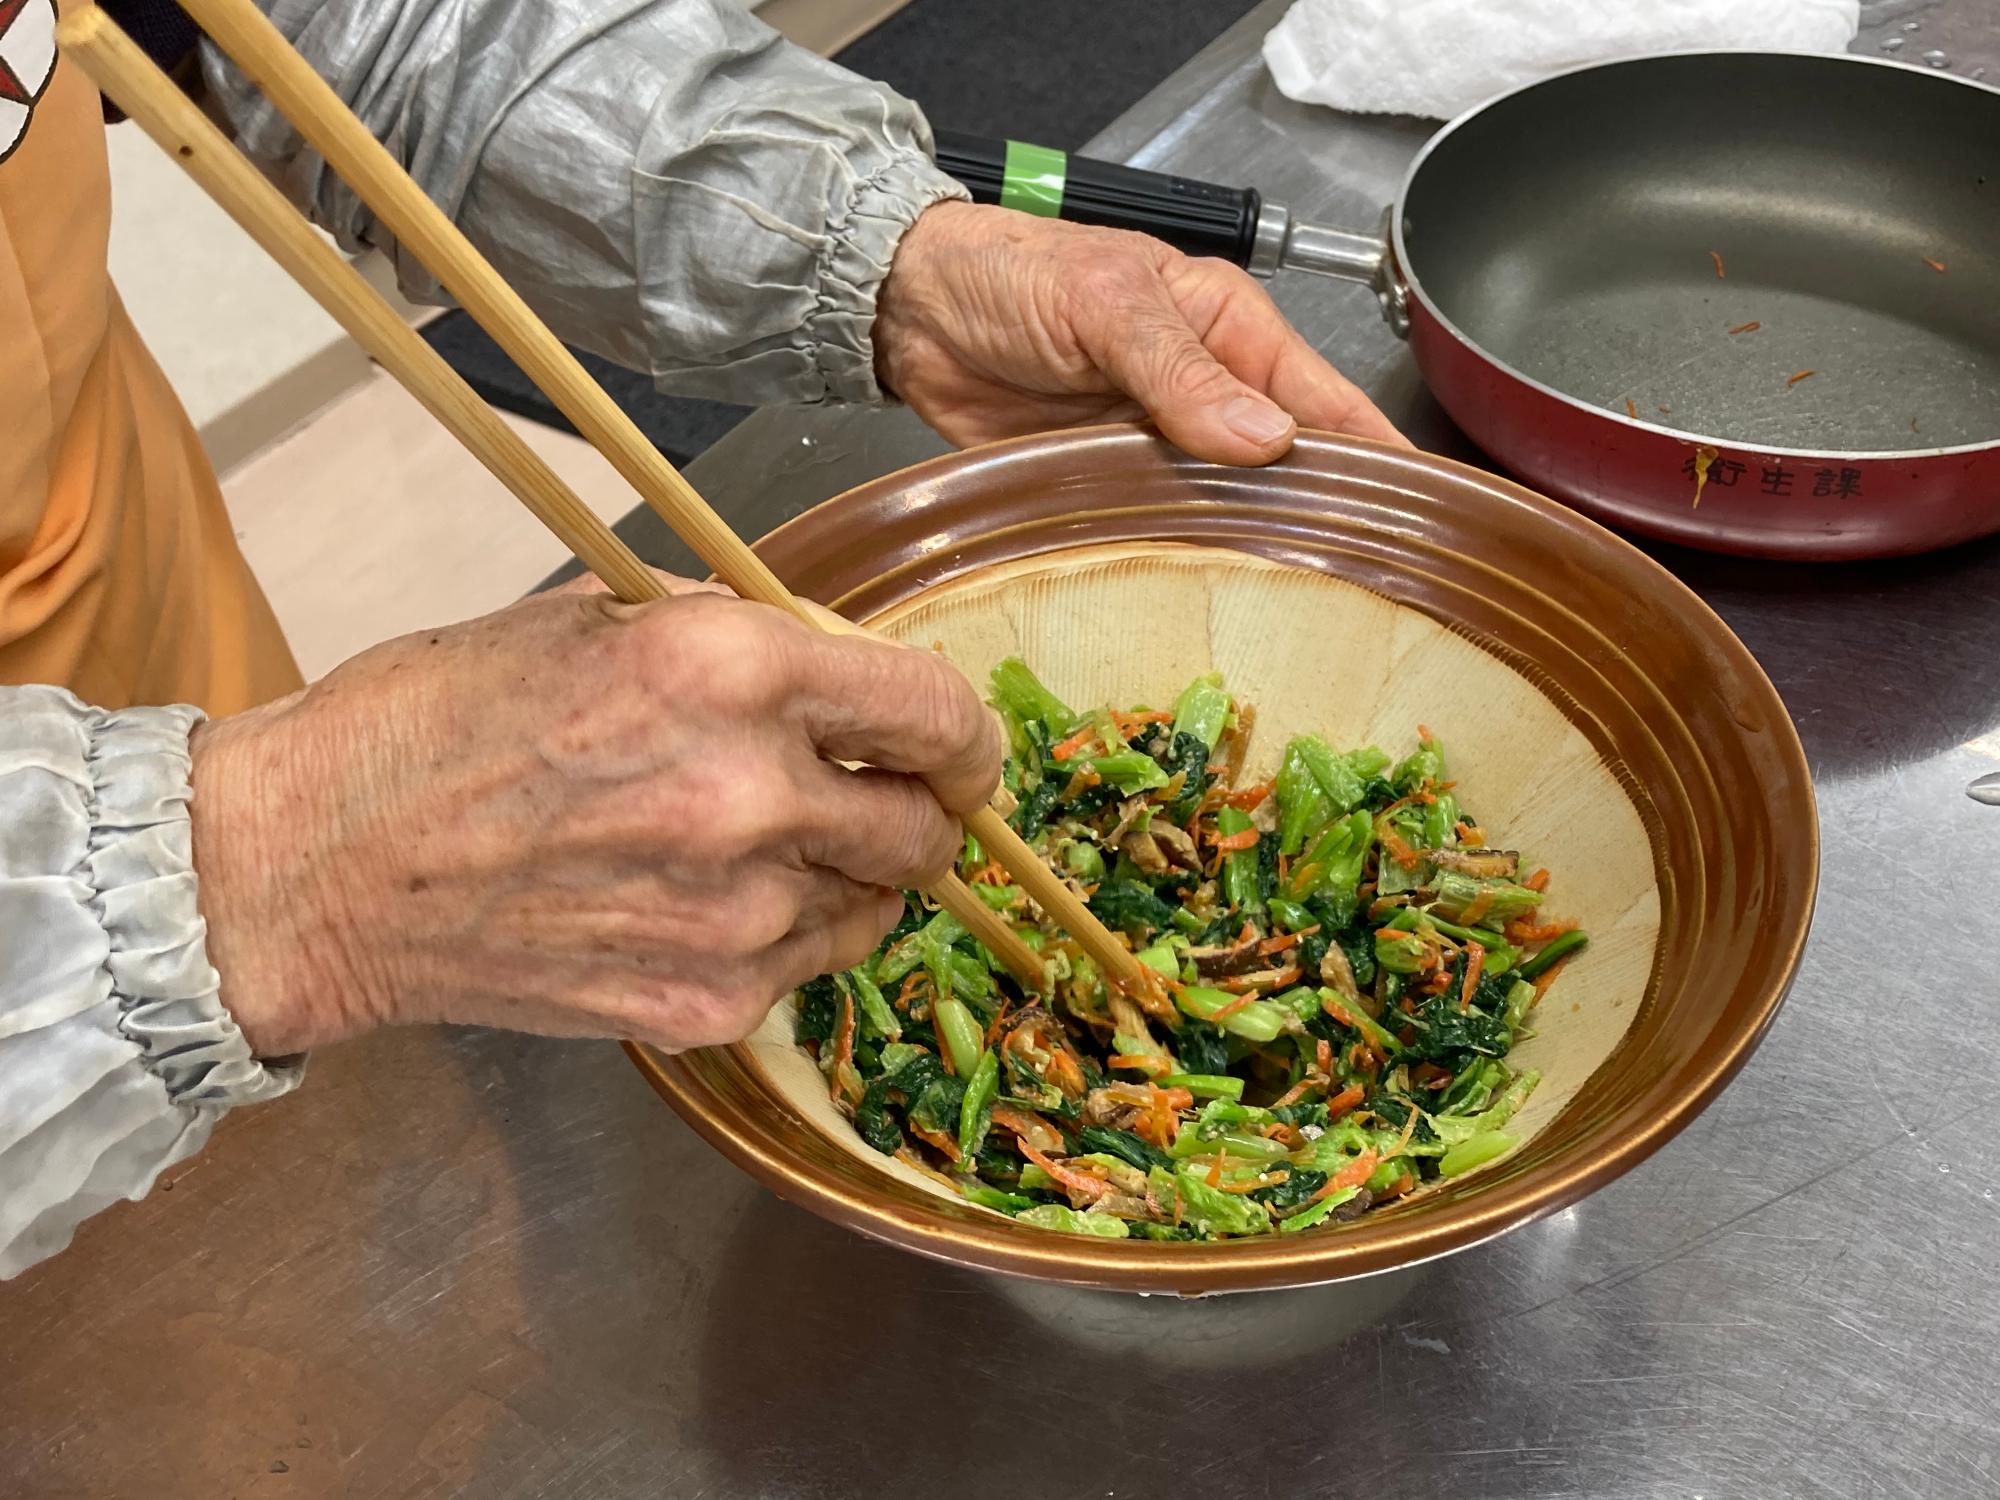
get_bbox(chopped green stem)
[1517,928,1590,981]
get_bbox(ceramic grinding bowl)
[626,427,1817,1293]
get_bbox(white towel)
[1262,0,1861,120]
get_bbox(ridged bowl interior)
[626,427,1817,1293]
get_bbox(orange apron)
[0,0,300,715]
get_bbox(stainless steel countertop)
[10,3,1999,1495]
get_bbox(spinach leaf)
[1172,1021,1231,1076]
[794,975,838,1047]
[1252,1167,1328,1211]
[1079,1126,1172,1173]
[1089,879,1177,938]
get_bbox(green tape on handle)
[999,140,1066,218]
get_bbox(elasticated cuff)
[807,149,971,405]
[86,705,304,1109]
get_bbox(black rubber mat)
[418,0,1264,461]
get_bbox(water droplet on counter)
[1939,1163,1952,1174]
[1972,65,1988,79]
[1969,773,2000,806]
[1903,18,1922,29]
[1922,49,1950,67]
[1881,35,1904,51]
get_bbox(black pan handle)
[931,130,1276,273]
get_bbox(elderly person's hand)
[187,582,1001,1058]
[875,200,1406,464]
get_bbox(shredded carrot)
[1218,1170,1287,1195]
[1524,868,1551,893]
[1205,1155,1225,1188]
[1048,1048,1088,1097]
[1459,942,1486,1013]
[1923,256,1947,273]
[1379,825,1418,867]
[1532,959,1569,1000]
[1375,1169,1418,1201]
[1218,781,1273,811]
[1454,820,1485,847]
[1709,250,1725,279]
[1019,1139,1109,1201]
[910,1124,961,1162]
[1787,370,1816,386]
[1514,918,1575,945]
[1259,927,1314,955]
[1270,1078,1317,1110]
[1388,1102,1422,1160]
[1222,964,1301,994]
[1625,398,1638,420]
[1061,768,1103,801]
[1210,828,1260,853]
[1314,1149,1380,1200]
[1050,724,1101,762]
[1158,1087,1195,1113]
[1373,798,1420,866]
[1288,861,1323,893]
[1459,889,1497,927]
[897,971,931,1006]
[1728,321,1761,336]
[990,1105,1056,1149]
[1109,1052,1171,1077]
[1417,724,1434,742]
[829,991,859,1103]
[1206,993,1258,1021]
[1325,1082,1365,1120]
[1111,709,1173,737]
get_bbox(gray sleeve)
[0,688,302,1280]
[204,0,970,407]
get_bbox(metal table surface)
[10,4,1999,1496]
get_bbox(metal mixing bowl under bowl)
[626,427,1818,1293]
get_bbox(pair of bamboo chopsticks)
[57,0,1157,1003]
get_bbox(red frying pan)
[935,51,2000,561]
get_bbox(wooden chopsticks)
[58,2,1152,999]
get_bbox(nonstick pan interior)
[1400,53,1999,454]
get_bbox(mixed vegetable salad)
[794,660,1589,1241]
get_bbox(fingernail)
[1224,397,1293,446]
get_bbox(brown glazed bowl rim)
[626,426,1819,1293]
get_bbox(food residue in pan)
[1657,405,1671,416]
[1688,444,1719,509]
[1709,250,1726,279]
[1728,321,1761,336]
[1787,370,1817,387]
[1923,257,1947,273]
[1624,398,1638,419]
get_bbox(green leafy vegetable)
[802,668,1569,1243]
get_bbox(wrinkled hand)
[875,199,1406,464]
[190,581,1000,1056]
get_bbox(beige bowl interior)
[745,543,1661,1217]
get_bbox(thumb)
[1091,286,1297,465]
